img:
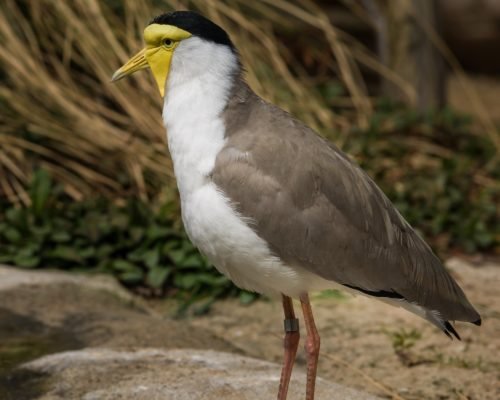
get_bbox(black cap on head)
[149,11,234,49]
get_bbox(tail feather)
[382,297,476,340]
[443,321,461,340]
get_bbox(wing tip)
[443,321,461,340]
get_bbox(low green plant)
[345,104,499,254]
[385,328,422,352]
[0,170,257,310]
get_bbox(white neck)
[162,37,238,198]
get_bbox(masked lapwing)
[112,11,481,400]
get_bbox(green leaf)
[17,246,35,257]
[146,266,170,288]
[127,248,146,262]
[30,169,52,217]
[95,259,112,272]
[143,248,160,269]
[78,247,96,259]
[31,224,51,238]
[47,246,82,263]
[3,227,22,243]
[113,260,139,272]
[96,244,114,257]
[51,231,71,243]
[167,249,187,266]
[196,273,228,286]
[119,269,144,284]
[161,240,180,256]
[174,273,200,289]
[5,208,24,226]
[177,254,204,268]
[147,225,174,240]
[0,254,14,263]
[14,254,40,268]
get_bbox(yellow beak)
[112,46,174,98]
[111,48,149,83]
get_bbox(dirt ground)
[152,258,499,400]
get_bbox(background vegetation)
[0,0,498,304]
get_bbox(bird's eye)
[162,39,174,48]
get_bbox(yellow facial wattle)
[111,24,191,97]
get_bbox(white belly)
[180,182,332,298]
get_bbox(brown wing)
[212,83,479,323]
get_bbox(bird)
[112,11,481,400]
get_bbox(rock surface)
[21,348,380,400]
[0,266,379,399]
[0,266,233,351]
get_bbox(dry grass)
[0,0,168,204]
[0,0,394,204]
[0,0,497,205]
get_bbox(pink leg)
[277,295,300,400]
[300,293,320,400]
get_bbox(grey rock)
[22,348,381,400]
[0,265,135,301]
[0,266,380,399]
[0,266,233,351]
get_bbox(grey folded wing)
[212,100,479,323]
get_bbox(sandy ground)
[152,258,499,400]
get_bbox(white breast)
[163,37,332,298]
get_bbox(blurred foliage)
[0,170,257,312]
[344,103,499,254]
[0,0,498,308]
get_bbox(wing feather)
[212,84,479,323]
